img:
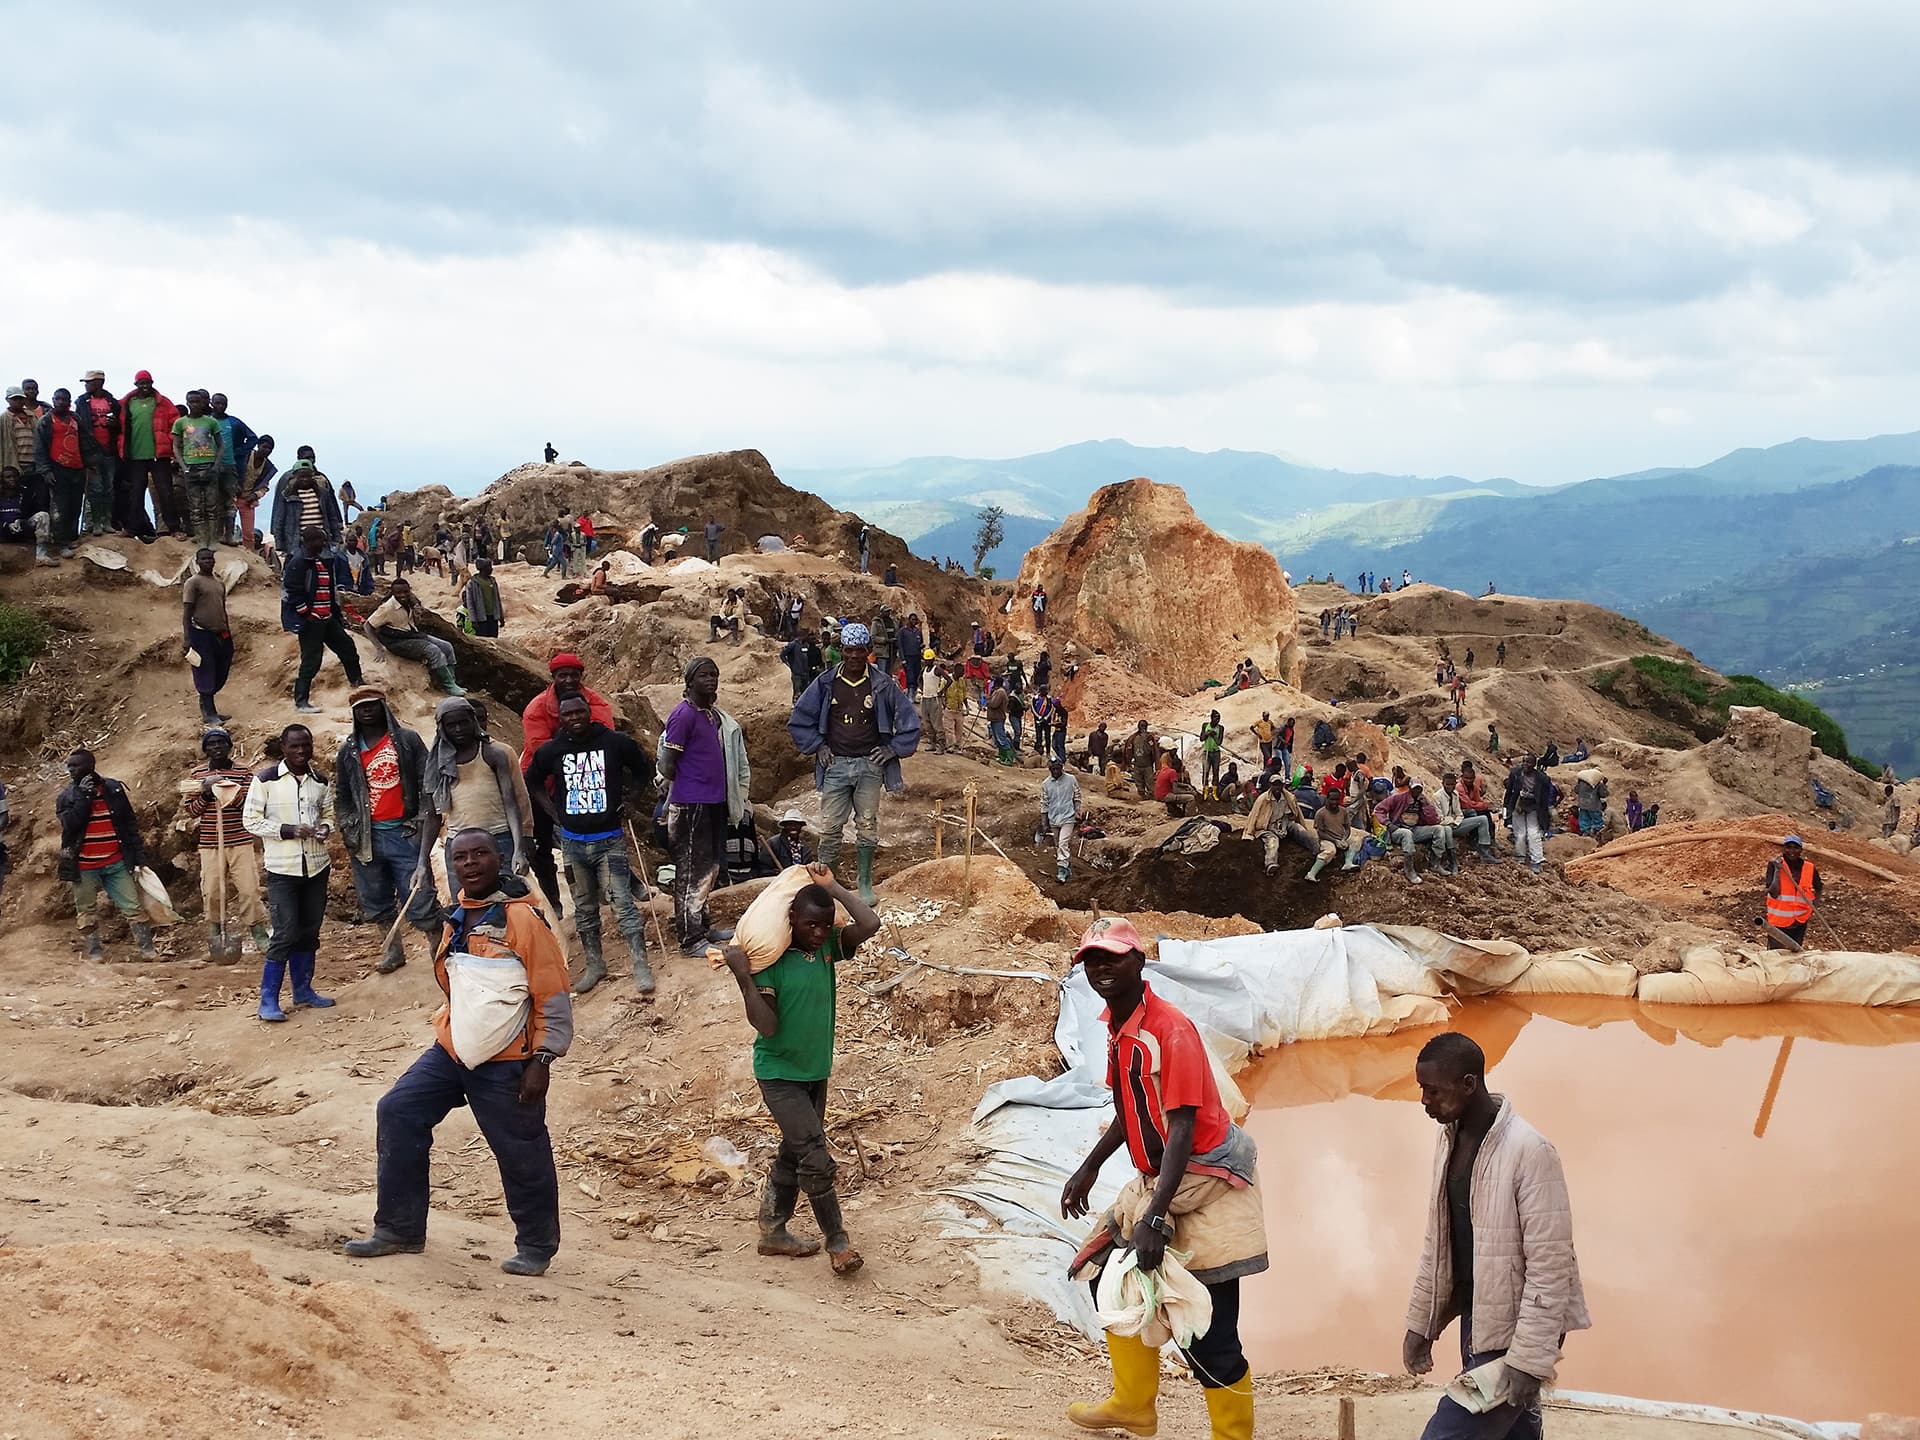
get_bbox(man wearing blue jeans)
[527,694,656,996]
[1404,1033,1588,1439]
[788,621,921,905]
[334,688,438,972]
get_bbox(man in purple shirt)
[1377,779,1456,884]
[659,656,729,957]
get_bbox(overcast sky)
[5,1,1916,495]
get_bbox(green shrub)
[1717,674,1851,761]
[1850,755,1886,780]
[1628,654,1711,705]
[1591,666,1622,696]
[0,603,49,687]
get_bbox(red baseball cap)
[133,369,153,383]
[1073,916,1143,963]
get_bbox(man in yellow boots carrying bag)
[1061,915,1266,1439]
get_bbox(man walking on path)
[183,727,270,957]
[1040,755,1082,882]
[528,694,656,995]
[182,547,235,725]
[1503,753,1552,875]
[722,873,879,1275]
[74,370,121,537]
[335,689,439,973]
[660,657,740,961]
[120,370,181,536]
[1404,1031,1588,1440]
[788,621,921,904]
[1061,916,1265,1440]
[57,750,156,961]
[1763,835,1823,951]
[345,829,572,1277]
[287,526,365,712]
[519,654,616,918]
[241,724,337,1021]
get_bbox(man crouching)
[344,826,572,1276]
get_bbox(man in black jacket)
[334,688,438,972]
[1503,752,1554,874]
[287,525,365,712]
[56,750,157,961]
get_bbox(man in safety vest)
[1763,834,1823,950]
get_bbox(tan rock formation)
[1006,477,1301,693]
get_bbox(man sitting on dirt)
[1061,916,1265,1440]
[1377,778,1455,883]
[1310,790,1365,880]
[788,620,921,905]
[710,587,745,642]
[722,873,880,1276]
[1404,1032,1589,1437]
[769,810,815,869]
[1763,835,1823,951]
[345,828,573,1278]
[1040,755,1083,883]
[367,576,465,696]
[335,688,440,973]
[56,749,157,962]
[520,653,617,918]
[1437,771,1498,863]
[183,727,271,959]
[1246,772,1315,875]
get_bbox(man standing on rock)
[170,390,227,550]
[57,750,157,962]
[345,827,572,1277]
[897,613,924,694]
[1882,786,1901,840]
[1062,916,1264,1440]
[32,387,86,560]
[520,653,616,917]
[1764,835,1823,951]
[528,694,657,995]
[1503,753,1552,875]
[1404,1031,1589,1439]
[1198,710,1226,797]
[335,688,439,973]
[184,727,271,958]
[660,657,740,961]
[241,724,337,1020]
[856,522,870,574]
[788,621,921,904]
[705,515,724,562]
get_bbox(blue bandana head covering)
[840,622,871,647]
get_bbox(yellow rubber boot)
[1067,1332,1160,1436]
[1202,1376,1255,1440]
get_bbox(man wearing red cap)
[120,370,181,536]
[520,653,615,916]
[1061,916,1264,1440]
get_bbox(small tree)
[971,504,1005,576]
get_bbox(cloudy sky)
[5,1,1916,494]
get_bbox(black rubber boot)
[758,1180,822,1258]
[805,1188,863,1275]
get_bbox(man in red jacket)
[74,370,123,538]
[120,369,181,537]
[519,652,615,916]
[32,389,86,558]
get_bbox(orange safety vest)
[1766,859,1816,928]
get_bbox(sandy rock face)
[1007,477,1301,693]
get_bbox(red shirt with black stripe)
[1103,983,1232,1176]
[77,796,122,870]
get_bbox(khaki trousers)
[200,844,266,929]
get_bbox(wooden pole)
[1338,1397,1356,1440]
[933,798,944,860]
[962,783,978,912]
[1752,1036,1794,1140]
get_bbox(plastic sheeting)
[945,923,1920,1336]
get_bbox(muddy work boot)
[627,932,655,997]
[342,1233,424,1259]
[572,934,607,996]
[83,931,105,962]
[130,921,159,958]
[1304,856,1327,883]
[1402,852,1423,886]
[757,1181,822,1258]
[375,929,408,973]
[805,1188,863,1276]
[855,845,877,907]
[500,1250,550,1277]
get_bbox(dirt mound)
[1005,478,1301,693]
[0,1242,450,1439]
[1057,655,1184,729]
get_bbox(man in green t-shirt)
[722,873,880,1276]
[171,390,227,549]
[1199,709,1226,797]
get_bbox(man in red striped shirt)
[55,750,155,961]
[183,728,269,959]
[287,523,365,714]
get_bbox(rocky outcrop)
[1005,477,1301,693]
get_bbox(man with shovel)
[1762,834,1824,951]
[183,728,269,959]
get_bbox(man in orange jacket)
[1763,834,1823,950]
[345,828,573,1276]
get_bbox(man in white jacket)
[241,723,338,1024]
[1403,1032,1589,1439]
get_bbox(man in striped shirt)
[55,750,156,961]
[183,728,270,958]
[287,524,366,713]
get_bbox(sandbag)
[1094,1244,1212,1349]
[732,864,821,973]
[445,950,531,1067]
[134,866,183,927]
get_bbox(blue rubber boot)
[258,960,288,1022]
[290,952,335,1009]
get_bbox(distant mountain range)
[796,430,1920,761]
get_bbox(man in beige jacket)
[1403,1032,1589,1439]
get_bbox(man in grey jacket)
[335,687,439,972]
[1404,1032,1589,1439]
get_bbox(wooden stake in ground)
[1338,1397,1356,1440]
[962,782,978,912]
[933,798,943,860]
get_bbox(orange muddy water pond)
[1239,995,1920,1420]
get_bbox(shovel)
[210,779,244,961]
[1755,917,1804,952]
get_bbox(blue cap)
[1782,834,1802,846]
